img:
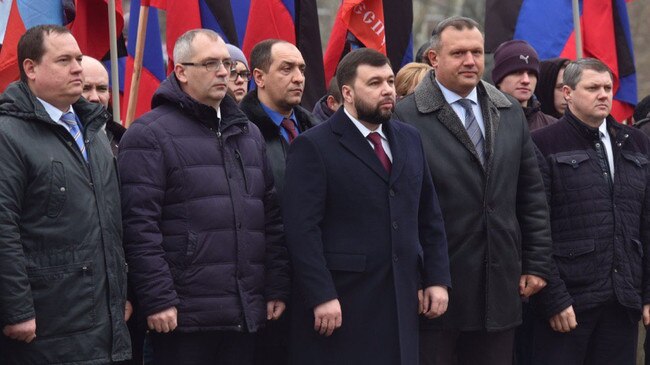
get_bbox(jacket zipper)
[234,149,249,194]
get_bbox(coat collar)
[240,88,320,142]
[329,108,406,184]
[412,71,512,173]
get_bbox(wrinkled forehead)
[42,32,82,58]
[190,34,229,60]
[578,69,613,86]
[270,42,305,66]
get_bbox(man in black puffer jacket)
[118,29,289,365]
[531,58,650,365]
[0,25,130,364]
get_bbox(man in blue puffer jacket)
[118,29,290,365]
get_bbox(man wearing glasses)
[117,29,290,364]
[240,39,320,202]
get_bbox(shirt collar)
[435,79,479,106]
[598,119,608,138]
[343,107,388,141]
[260,101,296,127]
[37,97,74,123]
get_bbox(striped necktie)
[61,112,88,161]
[457,99,485,166]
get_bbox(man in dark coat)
[239,39,320,200]
[118,29,290,364]
[492,40,556,131]
[531,58,650,365]
[283,48,451,365]
[394,16,554,365]
[0,25,130,364]
[312,77,342,122]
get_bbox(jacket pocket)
[552,238,595,288]
[28,262,95,338]
[620,151,648,191]
[555,152,593,190]
[324,253,366,272]
[46,161,67,218]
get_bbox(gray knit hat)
[226,44,249,70]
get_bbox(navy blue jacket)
[283,109,451,365]
[118,74,289,333]
[532,111,650,318]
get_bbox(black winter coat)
[118,75,289,333]
[532,111,650,318]
[394,73,554,331]
[239,89,320,199]
[0,82,130,364]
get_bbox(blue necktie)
[457,99,485,166]
[61,112,87,161]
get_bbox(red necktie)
[367,132,391,173]
[281,118,298,143]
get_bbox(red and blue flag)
[153,0,325,109]
[0,0,123,92]
[485,0,637,121]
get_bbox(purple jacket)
[118,74,289,333]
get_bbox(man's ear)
[253,68,265,88]
[341,84,354,105]
[563,85,572,103]
[174,64,188,84]
[23,59,37,81]
[427,49,438,68]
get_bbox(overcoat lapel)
[330,109,390,183]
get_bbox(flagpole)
[125,2,150,127]
[107,0,120,124]
[572,0,583,58]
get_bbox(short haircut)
[173,29,222,64]
[327,77,342,104]
[336,48,391,95]
[18,24,71,82]
[395,62,433,97]
[634,95,650,123]
[430,16,481,51]
[563,58,613,89]
[249,39,288,73]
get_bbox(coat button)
[392,221,398,230]
[595,143,601,148]
[59,187,66,192]
[571,159,576,164]
[393,254,398,262]
[389,189,395,197]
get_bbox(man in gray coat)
[394,16,554,365]
[0,25,130,364]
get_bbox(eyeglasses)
[229,69,251,81]
[180,59,233,72]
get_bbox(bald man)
[80,56,125,155]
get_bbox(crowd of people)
[1,14,650,365]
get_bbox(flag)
[156,0,325,109]
[0,0,123,92]
[323,0,413,87]
[485,0,637,122]
[120,0,165,121]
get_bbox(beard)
[354,94,394,125]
